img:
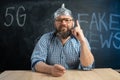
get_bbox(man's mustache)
[55,29,72,39]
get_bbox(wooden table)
[0,68,120,80]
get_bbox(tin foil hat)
[54,3,73,18]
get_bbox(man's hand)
[71,20,86,43]
[51,64,66,77]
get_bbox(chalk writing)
[4,5,26,27]
[4,7,15,27]
[78,12,120,49]
[109,14,120,30]
[16,5,26,27]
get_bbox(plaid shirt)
[31,31,94,71]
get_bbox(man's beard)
[56,27,71,39]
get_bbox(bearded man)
[31,3,94,77]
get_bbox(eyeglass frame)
[55,18,74,23]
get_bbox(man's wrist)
[78,38,86,44]
[49,65,54,75]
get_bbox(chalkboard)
[0,0,120,71]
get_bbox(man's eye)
[65,19,69,21]
[55,19,73,23]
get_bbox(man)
[31,3,94,77]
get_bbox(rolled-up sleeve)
[78,61,95,70]
[31,34,49,71]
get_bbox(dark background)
[0,0,120,71]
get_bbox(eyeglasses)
[55,18,73,23]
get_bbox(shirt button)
[61,55,64,59]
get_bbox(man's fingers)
[54,64,65,71]
[76,20,81,28]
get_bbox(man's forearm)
[35,62,52,74]
[34,62,66,77]
[80,41,94,67]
